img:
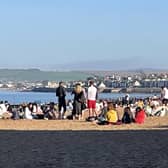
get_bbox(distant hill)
[63,58,168,71]
[0,68,167,82]
[0,69,92,81]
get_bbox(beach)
[0,116,168,130]
[0,117,168,168]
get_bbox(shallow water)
[0,90,160,104]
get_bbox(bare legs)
[89,108,97,117]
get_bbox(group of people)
[56,80,98,120]
[0,80,99,121]
[55,82,168,124]
[0,82,168,125]
[97,102,146,125]
[0,101,59,120]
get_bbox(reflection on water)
[0,90,160,104]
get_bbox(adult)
[0,101,12,119]
[24,103,33,120]
[72,83,85,120]
[122,106,133,124]
[134,107,146,124]
[56,81,66,119]
[161,86,168,105]
[105,102,118,124]
[87,80,98,118]
[124,94,130,105]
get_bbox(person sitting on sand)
[116,102,124,121]
[43,102,58,120]
[151,104,168,117]
[105,102,119,124]
[24,103,34,120]
[97,102,119,125]
[134,107,146,124]
[144,101,152,116]
[122,106,134,124]
[0,101,12,119]
[136,99,144,109]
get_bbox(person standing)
[72,83,85,120]
[87,80,98,118]
[161,86,168,105]
[56,81,66,119]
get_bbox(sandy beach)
[0,116,168,130]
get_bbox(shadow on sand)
[0,130,168,168]
[155,125,168,129]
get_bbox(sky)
[0,0,168,70]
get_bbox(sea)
[0,90,160,104]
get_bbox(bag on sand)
[81,103,87,110]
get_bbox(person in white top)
[0,101,12,119]
[87,80,98,117]
[161,86,168,105]
[24,103,33,120]
[0,101,7,116]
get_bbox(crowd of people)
[0,82,168,126]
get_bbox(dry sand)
[0,116,168,130]
[0,117,168,168]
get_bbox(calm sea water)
[0,90,160,104]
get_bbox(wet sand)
[0,117,168,168]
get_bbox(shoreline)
[25,87,162,93]
[0,87,162,94]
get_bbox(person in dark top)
[56,81,66,119]
[72,83,85,120]
[122,106,133,124]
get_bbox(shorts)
[87,100,96,109]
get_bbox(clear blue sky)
[0,0,168,70]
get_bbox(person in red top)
[135,107,146,124]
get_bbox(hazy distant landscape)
[61,57,168,71]
[0,69,92,81]
[0,68,168,82]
